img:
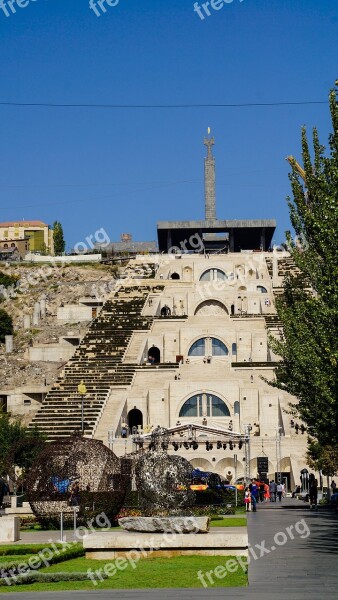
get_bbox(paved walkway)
[4,499,338,599]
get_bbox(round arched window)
[179,394,230,418]
[188,337,228,357]
[200,269,227,282]
[257,286,268,293]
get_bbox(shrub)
[0,571,106,586]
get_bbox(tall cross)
[204,135,215,159]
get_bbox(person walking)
[309,474,318,510]
[0,475,8,509]
[264,482,270,501]
[269,480,277,502]
[259,481,265,502]
[277,482,283,501]
[249,479,260,504]
[244,488,252,512]
[331,480,337,495]
[69,481,80,507]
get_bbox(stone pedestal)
[0,516,20,542]
[83,529,248,559]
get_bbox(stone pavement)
[3,499,338,599]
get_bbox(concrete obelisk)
[204,128,216,221]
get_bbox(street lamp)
[243,424,252,484]
[77,380,87,435]
[276,426,282,485]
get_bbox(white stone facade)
[94,251,307,491]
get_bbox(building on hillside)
[0,237,30,260]
[95,233,158,255]
[22,133,308,492]
[0,221,54,255]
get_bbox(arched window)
[188,338,206,356]
[171,272,180,280]
[211,338,228,356]
[257,286,268,293]
[200,269,227,282]
[179,394,230,418]
[188,337,228,357]
[232,343,237,355]
[234,401,240,416]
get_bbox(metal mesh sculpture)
[135,427,195,515]
[26,435,130,527]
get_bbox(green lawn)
[210,517,246,527]
[0,555,247,592]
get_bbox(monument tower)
[204,128,216,221]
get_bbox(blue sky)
[0,0,337,250]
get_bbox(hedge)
[0,544,84,579]
[0,571,108,586]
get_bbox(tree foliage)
[0,308,13,342]
[0,271,19,289]
[0,411,45,483]
[53,221,65,255]
[307,440,338,477]
[269,84,338,449]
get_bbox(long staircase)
[29,288,153,441]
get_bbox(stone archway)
[215,457,244,482]
[148,346,160,363]
[127,408,143,433]
[194,300,228,316]
[190,458,214,472]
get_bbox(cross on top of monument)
[204,127,215,158]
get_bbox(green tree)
[0,411,45,483]
[0,308,13,342]
[307,440,338,477]
[0,271,19,289]
[269,84,338,450]
[53,221,66,255]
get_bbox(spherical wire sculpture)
[135,427,195,515]
[26,434,130,527]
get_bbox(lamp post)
[276,426,282,485]
[244,424,252,484]
[77,381,87,435]
[234,453,238,507]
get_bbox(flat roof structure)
[157,219,276,253]
[157,132,276,252]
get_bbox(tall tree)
[0,411,45,485]
[269,84,338,449]
[0,308,13,342]
[53,221,66,255]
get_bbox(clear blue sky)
[0,0,337,250]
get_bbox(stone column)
[5,335,13,353]
[40,296,46,318]
[32,303,40,326]
[23,315,31,330]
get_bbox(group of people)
[244,478,286,511]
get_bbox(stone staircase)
[29,288,153,441]
[124,331,148,364]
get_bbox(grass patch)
[0,555,247,591]
[210,517,247,527]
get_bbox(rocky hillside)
[0,262,117,391]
